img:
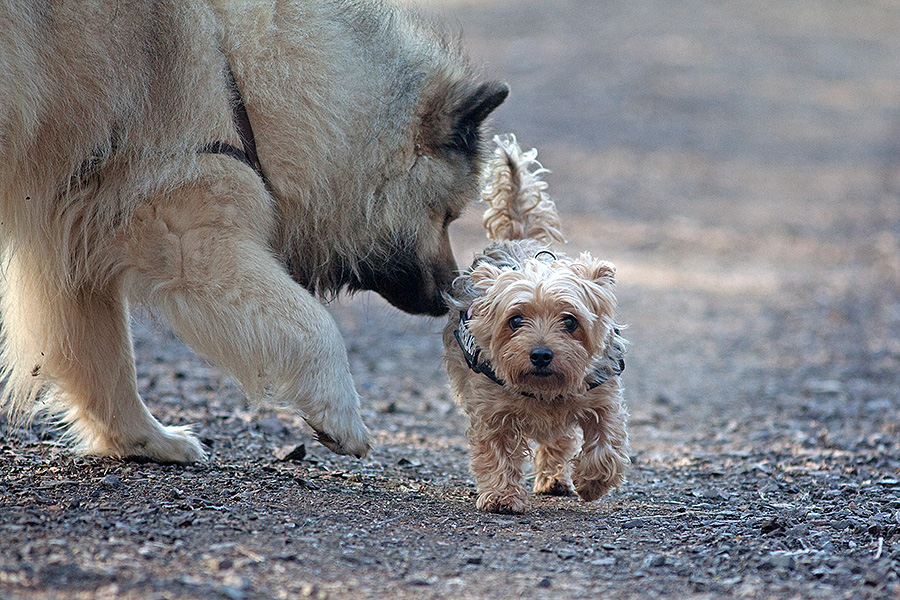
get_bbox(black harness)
[200,66,265,180]
[453,310,625,397]
[68,65,266,195]
[453,310,507,387]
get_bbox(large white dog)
[0,0,507,462]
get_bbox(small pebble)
[556,548,578,560]
[644,555,666,568]
[101,474,123,489]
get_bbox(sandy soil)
[3,1,900,598]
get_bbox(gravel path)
[3,1,900,598]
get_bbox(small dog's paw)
[572,445,628,501]
[573,478,614,502]
[534,477,575,496]
[573,467,626,502]
[476,488,530,514]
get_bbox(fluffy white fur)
[0,0,507,462]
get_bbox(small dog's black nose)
[530,347,554,368]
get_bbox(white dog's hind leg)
[0,254,205,462]
[122,161,370,457]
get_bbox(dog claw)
[313,428,338,448]
[308,423,370,458]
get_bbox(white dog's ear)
[572,253,616,287]
[418,81,509,158]
[448,82,509,156]
[469,263,503,293]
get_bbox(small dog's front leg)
[533,435,577,496]
[467,421,530,514]
[572,400,630,501]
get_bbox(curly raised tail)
[480,134,565,245]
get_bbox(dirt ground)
[3,0,900,598]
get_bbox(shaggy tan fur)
[481,134,564,246]
[444,136,629,513]
[0,0,507,462]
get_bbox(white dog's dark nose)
[530,347,554,368]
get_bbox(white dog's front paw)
[135,425,207,463]
[81,424,207,464]
[305,416,370,458]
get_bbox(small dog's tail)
[481,134,565,245]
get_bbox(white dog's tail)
[480,134,565,245]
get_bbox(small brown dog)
[443,136,629,514]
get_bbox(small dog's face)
[467,254,617,396]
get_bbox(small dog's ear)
[572,254,616,287]
[469,263,503,293]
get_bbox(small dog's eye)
[508,315,524,331]
[562,315,578,333]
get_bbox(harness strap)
[200,65,265,180]
[453,316,506,386]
